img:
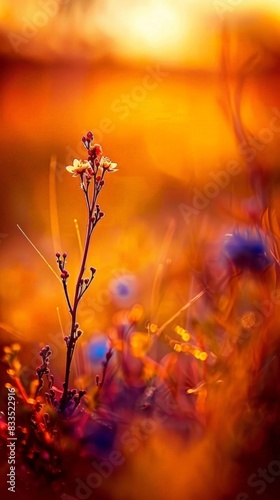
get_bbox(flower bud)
[86,131,94,141]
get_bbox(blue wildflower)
[115,280,130,297]
[223,229,272,272]
[87,334,109,364]
[109,273,138,306]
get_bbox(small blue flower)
[115,281,130,297]
[223,229,272,272]
[87,334,109,364]
[109,273,138,306]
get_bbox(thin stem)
[78,275,95,300]
[94,350,112,402]
[81,176,91,211]
[155,289,206,337]
[61,222,92,403]
[62,279,73,314]
[60,172,104,409]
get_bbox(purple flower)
[109,274,138,306]
[223,229,272,272]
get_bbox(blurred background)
[1,0,280,375]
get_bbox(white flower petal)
[66,166,75,173]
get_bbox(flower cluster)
[66,131,117,178]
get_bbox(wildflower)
[100,156,118,173]
[223,228,272,272]
[66,159,91,176]
[109,273,138,306]
[86,335,110,364]
[88,144,103,160]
